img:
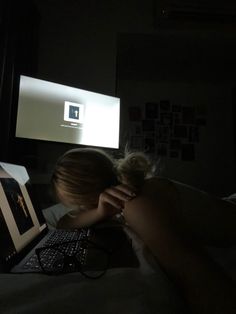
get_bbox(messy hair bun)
[115,151,156,188]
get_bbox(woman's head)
[51,148,117,209]
[51,147,156,210]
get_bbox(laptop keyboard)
[23,228,90,271]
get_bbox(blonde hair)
[115,151,155,188]
[51,147,156,208]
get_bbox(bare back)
[130,177,236,247]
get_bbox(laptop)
[0,162,139,275]
[0,162,94,274]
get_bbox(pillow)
[42,203,72,229]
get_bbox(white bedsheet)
[1,198,236,314]
[0,204,185,314]
[0,269,184,314]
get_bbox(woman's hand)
[97,184,136,219]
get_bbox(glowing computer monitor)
[15,75,120,149]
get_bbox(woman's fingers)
[97,184,138,218]
[105,185,136,201]
[99,185,136,210]
[99,191,124,209]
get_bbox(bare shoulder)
[141,177,180,203]
[123,177,180,220]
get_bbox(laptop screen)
[0,163,47,265]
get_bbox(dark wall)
[1,0,236,196]
[116,31,236,196]
[0,0,40,161]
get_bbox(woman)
[51,147,236,314]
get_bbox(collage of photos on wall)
[128,100,207,161]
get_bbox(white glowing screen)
[15,75,120,149]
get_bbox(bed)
[0,197,236,314]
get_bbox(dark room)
[0,0,236,313]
